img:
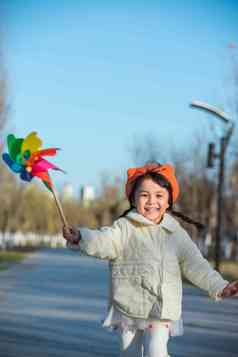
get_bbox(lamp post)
[190,100,235,272]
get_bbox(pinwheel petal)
[31,159,60,174]
[31,158,65,175]
[16,152,24,165]
[20,169,33,182]
[33,171,53,190]
[7,134,16,154]
[7,134,23,161]
[36,148,59,157]
[2,153,23,173]
[21,131,42,156]
[26,148,59,166]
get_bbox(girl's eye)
[140,193,148,197]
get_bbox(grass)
[215,260,238,281]
[0,250,28,271]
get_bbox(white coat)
[78,210,228,320]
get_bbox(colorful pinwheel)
[2,131,68,226]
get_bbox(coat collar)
[126,209,179,233]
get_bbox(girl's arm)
[178,229,229,299]
[63,219,125,260]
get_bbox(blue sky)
[2,0,238,195]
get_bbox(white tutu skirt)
[102,306,184,337]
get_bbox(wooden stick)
[51,184,69,228]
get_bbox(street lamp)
[190,100,235,272]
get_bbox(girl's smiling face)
[134,177,170,224]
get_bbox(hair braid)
[171,210,205,232]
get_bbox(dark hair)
[171,210,205,232]
[120,171,205,232]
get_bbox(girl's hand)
[220,281,238,298]
[63,226,80,245]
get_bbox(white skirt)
[102,306,184,337]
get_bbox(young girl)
[63,162,238,357]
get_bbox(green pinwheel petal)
[7,134,16,157]
[16,153,23,165]
[7,134,23,161]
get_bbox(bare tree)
[129,129,216,239]
[0,44,7,142]
[129,132,169,166]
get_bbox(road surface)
[0,249,237,356]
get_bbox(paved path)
[0,249,237,357]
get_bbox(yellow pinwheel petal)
[21,132,42,155]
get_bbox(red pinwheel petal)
[26,148,59,166]
[37,148,59,157]
[30,148,59,160]
[33,171,53,190]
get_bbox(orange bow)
[125,163,179,203]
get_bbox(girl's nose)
[148,195,156,204]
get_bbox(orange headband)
[125,163,179,203]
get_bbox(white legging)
[118,322,170,357]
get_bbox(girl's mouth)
[145,207,160,212]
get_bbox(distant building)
[80,185,95,206]
[61,182,74,200]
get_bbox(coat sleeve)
[78,219,125,260]
[178,229,229,299]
